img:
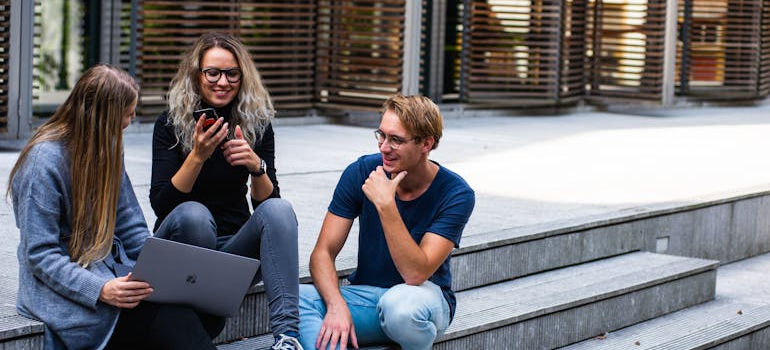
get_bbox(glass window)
[32,0,90,118]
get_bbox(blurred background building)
[1,0,769,139]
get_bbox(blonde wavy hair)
[8,64,139,267]
[166,32,274,153]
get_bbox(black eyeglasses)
[201,68,242,84]
[374,129,418,150]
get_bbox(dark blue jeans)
[154,199,300,337]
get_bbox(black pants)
[105,301,225,350]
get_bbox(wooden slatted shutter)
[315,0,406,110]
[31,0,41,115]
[587,0,666,101]
[464,0,563,106]
[137,1,316,120]
[239,2,316,111]
[0,0,9,131]
[560,0,589,101]
[678,0,765,99]
[762,0,770,96]
[723,1,763,97]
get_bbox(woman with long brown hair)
[9,64,220,349]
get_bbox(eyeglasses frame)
[200,67,243,84]
[373,129,420,150]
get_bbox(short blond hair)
[381,94,443,150]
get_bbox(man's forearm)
[310,251,347,308]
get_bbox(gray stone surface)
[437,252,717,349]
[444,252,717,338]
[561,301,770,349]
[562,251,770,350]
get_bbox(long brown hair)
[8,64,139,267]
[167,32,274,153]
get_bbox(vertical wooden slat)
[464,0,563,106]
[0,1,9,131]
[560,0,589,101]
[587,0,666,101]
[761,0,770,96]
[315,0,406,110]
[137,1,316,120]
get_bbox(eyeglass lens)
[374,130,405,149]
[202,68,242,83]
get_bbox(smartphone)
[193,108,219,131]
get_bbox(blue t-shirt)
[329,153,475,319]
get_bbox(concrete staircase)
[216,252,719,349]
[3,193,770,349]
[212,191,770,350]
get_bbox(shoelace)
[272,334,303,350]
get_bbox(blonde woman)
[150,32,302,350]
[9,64,219,350]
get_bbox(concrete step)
[218,252,717,349]
[559,300,770,349]
[561,252,770,350]
[434,251,716,349]
[0,305,43,349]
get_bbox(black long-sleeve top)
[149,107,280,236]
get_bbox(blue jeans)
[298,282,450,350]
[154,199,299,337]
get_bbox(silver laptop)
[130,237,260,317]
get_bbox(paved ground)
[2,103,770,308]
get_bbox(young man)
[298,95,475,350]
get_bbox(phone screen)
[193,108,218,131]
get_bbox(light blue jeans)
[154,199,299,338]
[298,281,450,350]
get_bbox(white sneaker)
[271,334,303,350]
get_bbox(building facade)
[2,0,769,139]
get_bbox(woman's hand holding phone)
[191,111,228,162]
[193,108,219,132]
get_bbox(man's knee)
[378,284,431,323]
[377,283,446,342]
